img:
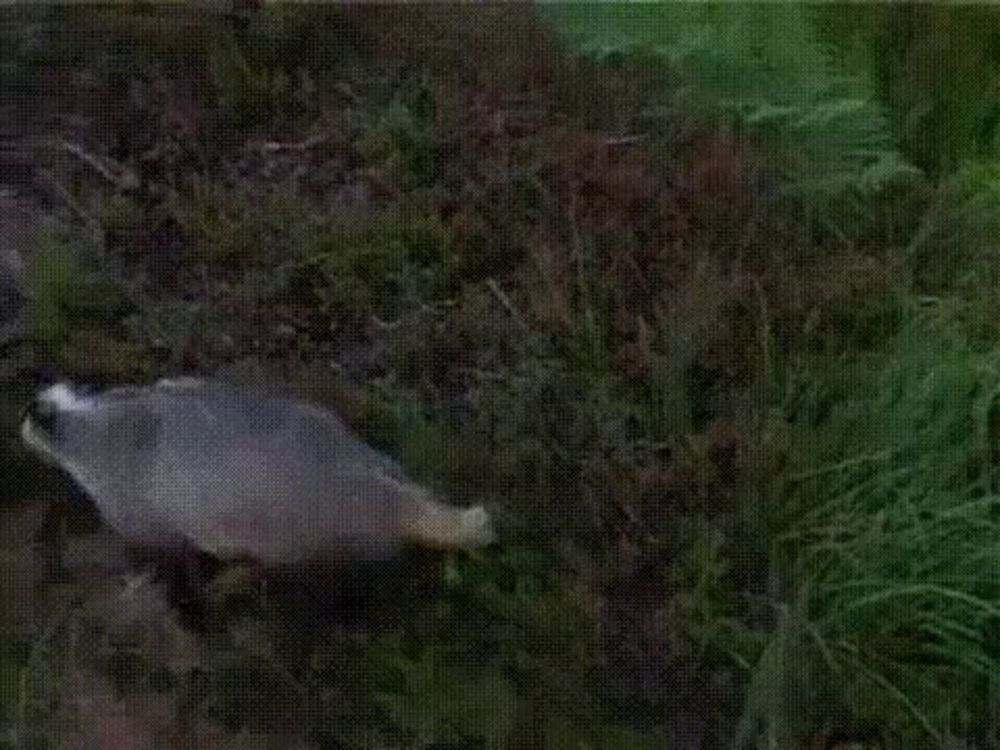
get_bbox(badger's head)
[20,383,102,468]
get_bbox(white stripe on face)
[40,383,98,414]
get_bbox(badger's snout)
[20,399,61,466]
[21,396,58,435]
[20,383,94,461]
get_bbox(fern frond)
[539,4,920,233]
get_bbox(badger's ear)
[21,365,59,389]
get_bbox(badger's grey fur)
[20,379,495,564]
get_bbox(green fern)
[907,161,1000,295]
[539,4,919,233]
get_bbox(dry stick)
[370,315,402,331]
[604,134,646,148]
[485,277,529,331]
[61,140,140,191]
[259,133,328,153]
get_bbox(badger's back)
[93,381,414,561]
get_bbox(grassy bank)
[2,5,1000,748]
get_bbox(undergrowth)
[28,234,154,383]
[6,5,1000,749]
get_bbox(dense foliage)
[2,4,1000,749]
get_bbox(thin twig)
[61,140,140,190]
[604,134,646,147]
[370,315,402,331]
[485,277,529,331]
[788,449,894,482]
[259,134,328,153]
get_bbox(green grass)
[732,313,1000,747]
